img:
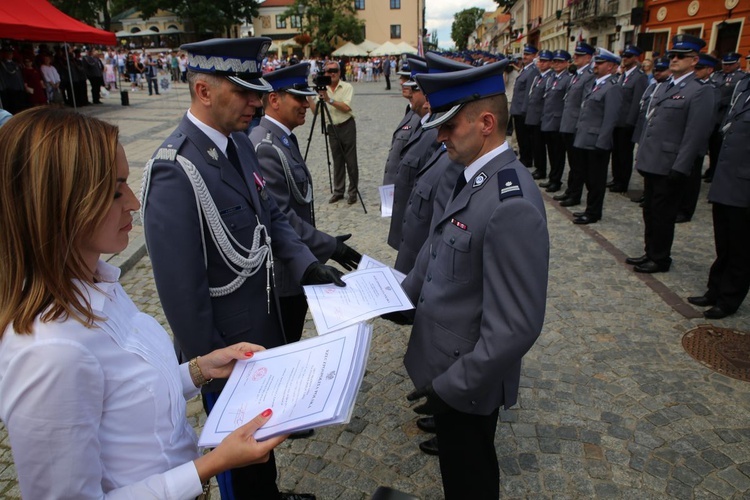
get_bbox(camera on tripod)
[313,74,331,91]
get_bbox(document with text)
[357,254,406,283]
[198,323,372,446]
[303,267,414,335]
[379,184,394,217]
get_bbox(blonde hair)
[0,107,119,335]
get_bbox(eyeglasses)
[325,68,339,74]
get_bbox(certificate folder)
[198,323,372,446]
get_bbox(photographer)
[309,61,359,204]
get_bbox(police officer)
[626,34,714,274]
[688,72,750,319]
[678,53,720,223]
[142,38,343,500]
[383,60,421,186]
[510,45,541,169]
[706,52,746,182]
[249,63,361,344]
[554,42,596,207]
[525,49,554,180]
[394,60,549,499]
[539,50,572,193]
[387,57,440,251]
[609,45,648,193]
[633,57,671,146]
[571,48,623,224]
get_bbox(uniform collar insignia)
[282,135,290,147]
[473,171,488,188]
[208,147,219,161]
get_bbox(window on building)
[607,33,616,51]
[390,24,401,39]
[390,0,401,9]
[715,21,741,56]
[589,36,597,47]
[355,0,365,10]
[290,15,302,28]
[276,15,286,29]
[623,31,633,48]
[680,27,702,38]
[652,32,669,57]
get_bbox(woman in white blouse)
[0,107,287,499]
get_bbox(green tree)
[52,0,113,31]
[451,7,485,51]
[284,0,365,56]
[130,0,261,39]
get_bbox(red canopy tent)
[0,0,116,45]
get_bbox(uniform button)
[426,274,432,282]
[453,349,460,356]
[230,223,236,229]
[431,250,436,258]
[450,236,456,244]
[419,297,424,303]
[471,400,477,406]
[437,228,443,234]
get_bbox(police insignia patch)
[208,148,219,161]
[473,172,488,188]
[498,169,523,201]
[282,136,290,147]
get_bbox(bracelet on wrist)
[189,356,213,387]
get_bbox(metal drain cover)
[683,325,750,382]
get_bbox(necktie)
[666,80,675,91]
[452,173,467,200]
[225,138,245,182]
[289,133,300,152]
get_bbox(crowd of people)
[0,31,748,500]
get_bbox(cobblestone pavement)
[1,80,749,499]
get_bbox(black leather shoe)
[539,180,552,188]
[573,214,599,225]
[289,429,314,439]
[609,185,627,193]
[545,183,562,192]
[633,260,670,273]
[704,306,731,319]
[688,295,716,307]
[532,170,547,180]
[639,200,646,208]
[559,198,581,207]
[631,195,644,203]
[572,211,586,218]
[606,180,616,188]
[675,213,691,223]
[281,494,316,500]
[553,193,569,201]
[703,177,713,183]
[419,436,439,456]
[625,254,649,265]
[329,194,343,203]
[347,196,357,205]
[416,416,436,433]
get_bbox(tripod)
[303,96,367,214]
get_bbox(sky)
[425,0,500,50]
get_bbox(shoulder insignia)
[154,147,178,161]
[282,135,290,147]
[207,147,219,161]
[498,169,523,201]
[472,171,488,188]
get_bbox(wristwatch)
[329,98,334,105]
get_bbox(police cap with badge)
[667,34,706,56]
[594,47,621,65]
[653,57,671,72]
[181,37,273,92]
[425,51,472,73]
[622,45,643,58]
[538,49,554,61]
[697,53,720,70]
[262,62,317,96]
[574,42,595,56]
[523,44,538,55]
[415,59,509,129]
[553,50,571,62]
[722,52,742,65]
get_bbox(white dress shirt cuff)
[164,461,204,499]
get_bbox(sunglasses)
[325,68,340,74]
[668,52,695,60]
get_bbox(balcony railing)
[571,0,618,23]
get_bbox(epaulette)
[696,79,707,85]
[152,133,187,162]
[498,169,523,201]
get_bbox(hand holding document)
[303,266,414,335]
[379,184,394,217]
[198,323,372,446]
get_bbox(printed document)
[379,184,394,217]
[303,267,413,334]
[357,254,406,283]
[198,323,372,446]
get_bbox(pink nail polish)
[261,408,272,418]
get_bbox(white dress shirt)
[0,260,204,499]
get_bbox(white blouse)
[0,261,204,499]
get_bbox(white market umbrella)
[394,41,418,54]
[369,41,400,56]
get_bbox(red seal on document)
[252,367,267,381]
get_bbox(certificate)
[357,254,406,283]
[379,184,394,217]
[198,323,372,446]
[304,267,414,335]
